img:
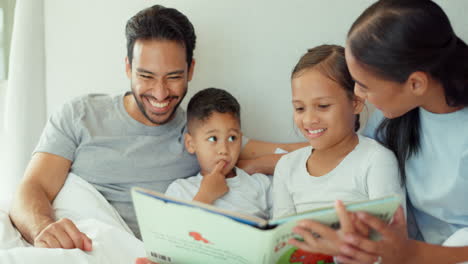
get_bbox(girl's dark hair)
[292,44,360,131]
[125,5,196,67]
[348,0,468,184]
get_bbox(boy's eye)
[208,136,217,142]
[294,107,304,112]
[228,136,237,142]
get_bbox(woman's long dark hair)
[348,0,468,185]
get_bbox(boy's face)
[185,112,242,177]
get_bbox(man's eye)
[228,136,237,142]
[139,74,151,79]
[208,136,217,142]
[168,75,182,80]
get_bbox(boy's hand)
[193,161,229,204]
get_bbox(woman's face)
[345,47,419,119]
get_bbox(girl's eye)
[318,104,330,109]
[228,136,237,142]
[208,136,217,142]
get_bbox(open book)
[132,187,401,264]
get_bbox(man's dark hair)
[125,5,196,67]
[187,88,241,133]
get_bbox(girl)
[272,45,404,232]
[292,1,468,264]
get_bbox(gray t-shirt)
[34,93,200,238]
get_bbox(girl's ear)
[184,133,196,154]
[352,95,365,114]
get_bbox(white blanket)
[0,173,145,264]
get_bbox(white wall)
[43,0,468,143]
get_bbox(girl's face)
[291,68,362,150]
[345,48,419,119]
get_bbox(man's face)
[126,39,194,126]
[185,112,242,177]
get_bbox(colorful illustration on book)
[276,247,334,264]
[189,231,211,244]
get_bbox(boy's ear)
[184,133,196,154]
[353,95,365,114]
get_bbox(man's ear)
[187,59,196,82]
[406,71,428,97]
[184,133,196,154]
[353,95,365,115]
[125,56,132,79]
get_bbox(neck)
[420,79,464,114]
[311,132,359,159]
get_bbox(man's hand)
[193,161,229,204]
[135,257,157,264]
[34,218,92,251]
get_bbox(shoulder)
[357,135,398,166]
[278,146,311,165]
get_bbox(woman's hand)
[334,206,415,264]
[289,200,367,256]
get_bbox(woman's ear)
[406,71,429,97]
[184,133,196,154]
[353,95,365,114]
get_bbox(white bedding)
[0,173,145,263]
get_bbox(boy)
[165,88,271,219]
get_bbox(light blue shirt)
[363,107,468,244]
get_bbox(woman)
[290,0,468,263]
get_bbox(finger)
[356,212,392,238]
[35,239,49,248]
[49,226,75,249]
[82,233,93,251]
[61,219,86,249]
[336,200,354,233]
[353,216,370,237]
[390,206,406,227]
[297,219,337,239]
[342,233,380,255]
[42,235,62,248]
[213,161,225,174]
[339,243,380,264]
[287,237,313,253]
[292,226,320,246]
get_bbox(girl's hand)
[335,206,414,264]
[289,200,362,256]
[193,161,229,204]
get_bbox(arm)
[271,156,296,219]
[335,208,468,264]
[237,139,307,175]
[9,153,91,250]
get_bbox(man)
[9,5,304,251]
